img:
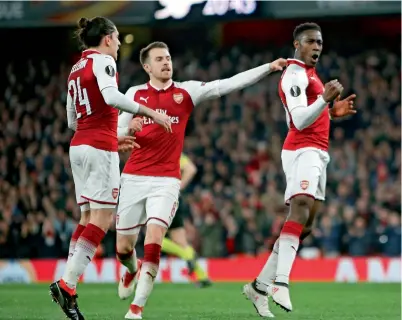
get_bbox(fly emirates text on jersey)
[143,108,179,125]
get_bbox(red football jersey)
[119,80,222,179]
[279,59,330,151]
[68,49,119,152]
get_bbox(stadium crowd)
[0,44,400,259]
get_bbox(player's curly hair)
[293,22,321,40]
[75,17,116,49]
[139,42,170,65]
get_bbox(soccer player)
[115,41,287,319]
[243,22,357,317]
[49,17,171,320]
[161,153,211,287]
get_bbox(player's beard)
[159,70,172,82]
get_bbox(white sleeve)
[281,66,327,131]
[117,88,137,136]
[66,93,77,131]
[182,63,272,106]
[92,54,119,91]
[101,87,140,115]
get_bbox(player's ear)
[143,63,151,74]
[104,34,111,47]
[293,39,299,51]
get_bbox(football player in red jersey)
[243,22,357,317]
[49,17,172,320]
[114,41,287,319]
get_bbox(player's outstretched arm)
[217,58,287,97]
[117,88,172,133]
[182,58,287,106]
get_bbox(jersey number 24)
[68,77,91,119]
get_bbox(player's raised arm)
[184,58,287,106]
[65,93,77,131]
[282,65,343,131]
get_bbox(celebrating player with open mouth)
[243,22,357,318]
[115,41,287,319]
[49,17,171,320]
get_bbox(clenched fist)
[323,80,344,103]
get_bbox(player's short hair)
[139,42,170,65]
[75,17,116,49]
[293,22,321,40]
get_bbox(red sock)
[67,224,86,260]
[62,223,105,288]
[144,243,161,265]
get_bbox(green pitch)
[0,283,400,319]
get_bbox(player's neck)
[85,46,108,56]
[149,78,172,91]
[293,54,305,64]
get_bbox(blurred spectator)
[0,43,400,259]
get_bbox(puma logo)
[272,287,279,295]
[146,271,156,281]
[140,97,149,103]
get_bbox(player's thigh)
[69,145,90,212]
[116,175,149,236]
[146,179,180,229]
[283,149,323,203]
[82,147,120,209]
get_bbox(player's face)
[295,30,323,67]
[146,48,173,81]
[106,30,121,61]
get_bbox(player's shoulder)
[125,83,149,97]
[89,53,117,78]
[281,61,308,87]
[174,80,204,92]
[88,52,115,62]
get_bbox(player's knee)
[79,210,91,226]
[289,195,314,223]
[145,223,167,245]
[89,208,114,231]
[116,234,135,254]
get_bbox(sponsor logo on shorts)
[112,188,119,199]
[300,180,309,190]
[173,93,183,104]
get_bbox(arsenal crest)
[300,180,309,190]
[173,93,183,104]
[112,188,119,199]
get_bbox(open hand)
[269,58,288,72]
[330,94,357,119]
[128,117,143,135]
[153,112,172,133]
[118,136,140,152]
